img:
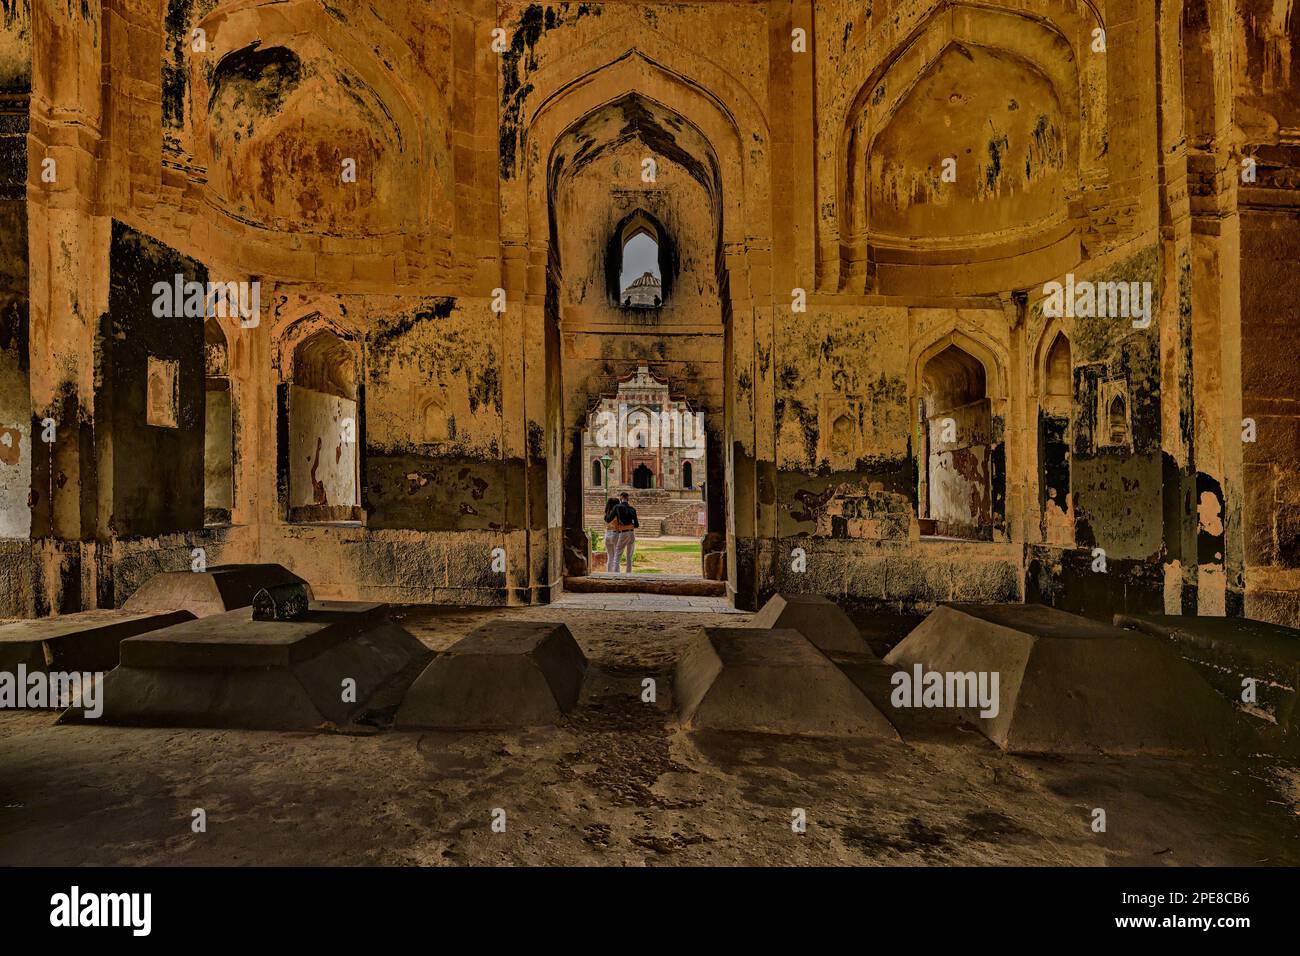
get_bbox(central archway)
[545,92,730,584]
[502,38,772,606]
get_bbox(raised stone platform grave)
[394,621,587,730]
[674,627,899,739]
[61,601,431,730]
[750,593,871,657]
[0,610,196,707]
[884,604,1244,755]
[122,563,314,618]
[1115,613,1300,748]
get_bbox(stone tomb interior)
[0,0,1299,867]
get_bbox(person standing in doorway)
[613,492,639,573]
[602,497,620,573]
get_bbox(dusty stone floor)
[1,603,1298,866]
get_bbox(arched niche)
[418,394,449,444]
[1044,334,1072,397]
[1107,394,1130,446]
[1035,327,1074,545]
[285,327,362,523]
[1037,324,1074,415]
[203,318,234,524]
[917,344,995,540]
[506,40,766,262]
[549,94,724,322]
[910,327,1008,405]
[839,4,1084,295]
[293,327,357,401]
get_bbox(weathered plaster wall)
[760,296,1021,610]
[247,291,526,604]
[0,1,29,542]
[99,222,207,538]
[364,297,507,533]
[0,325,29,539]
[771,302,913,563]
[867,46,1067,240]
[1,1,1293,624]
[203,387,232,513]
[287,385,358,515]
[1025,247,1170,617]
[926,399,994,538]
[0,0,31,615]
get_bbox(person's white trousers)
[604,531,618,572]
[615,530,636,573]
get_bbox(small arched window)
[1108,395,1128,446]
[591,459,602,486]
[627,409,651,449]
[614,212,665,310]
[204,319,233,525]
[682,460,693,489]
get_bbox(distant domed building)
[621,271,662,308]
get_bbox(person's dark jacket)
[614,502,639,530]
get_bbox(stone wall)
[661,504,706,538]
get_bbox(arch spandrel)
[502,42,768,262]
[910,324,1010,405]
[512,25,770,159]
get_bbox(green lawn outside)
[589,536,702,575]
